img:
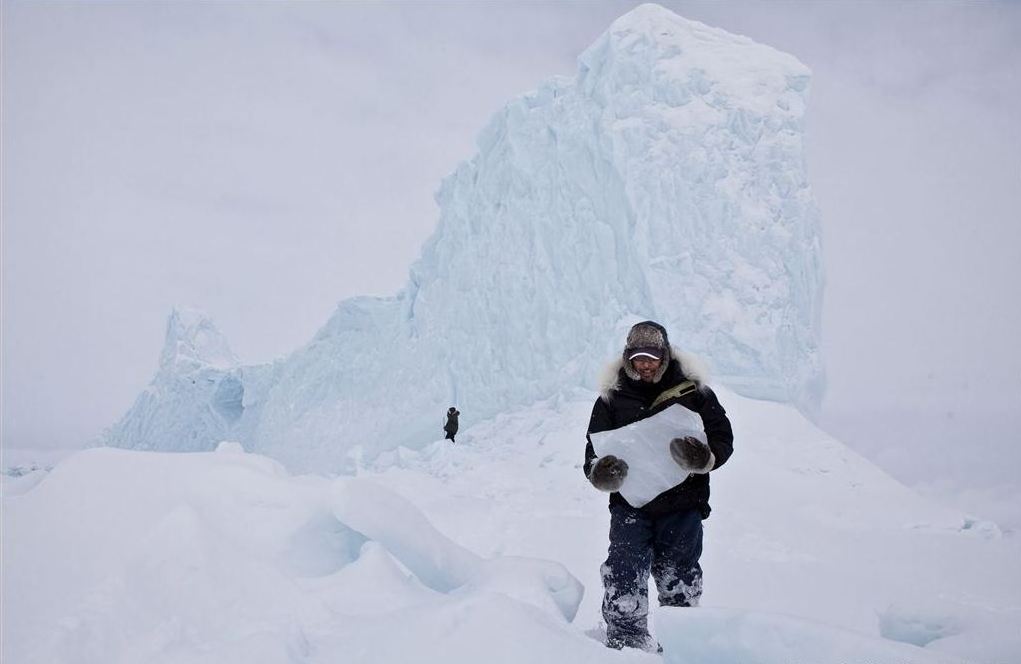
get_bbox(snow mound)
[360,388,1021,663]
[104,2,824,471]
[3,447,584,664]
[7,388,1021,663]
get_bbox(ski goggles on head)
[627,348,665,361]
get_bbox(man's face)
[631,356,662,382]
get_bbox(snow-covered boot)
[606,631,663,654]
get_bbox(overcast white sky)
[3,1,1020,500]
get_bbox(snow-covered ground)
[5,388,1018,664]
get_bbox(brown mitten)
[670,436,714,473]
[589,455,629,492]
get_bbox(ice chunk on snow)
[656,606,969,664]
[215,440,245,454]
[331,477,482,593]
[331,477,583,622]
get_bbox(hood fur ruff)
[599,346,710,401]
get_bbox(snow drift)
[103,3,824,471]
[6,390,1018,663]
[3,444,585,664]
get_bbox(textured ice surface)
[105,5,824,470]
[105,308,243,452]
[656,607,969,664]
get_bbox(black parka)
[584,358,733,519]
[444,409,460,435]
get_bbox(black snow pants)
[601,502,703,641]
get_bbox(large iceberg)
[105,4,824,470]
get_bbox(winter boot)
[606,631,663,654]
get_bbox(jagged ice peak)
[159,307,239,372]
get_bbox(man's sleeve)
[694,386,734,470]
[583,397,613,479]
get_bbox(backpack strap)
[651,380,697,411]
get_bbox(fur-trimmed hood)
[599,346,710,401]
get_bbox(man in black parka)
[444,407,460,443]
[584,321,734,652]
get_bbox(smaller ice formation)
[105,308,243,452]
